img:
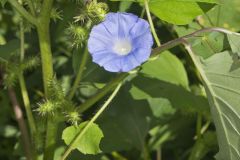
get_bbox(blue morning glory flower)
[88,12,153,72]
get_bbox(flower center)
[113,39,132,56]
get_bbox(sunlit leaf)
[62,122,104,154]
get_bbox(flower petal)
[131,30,153,50]
[132,47,152,63]
[103,59,122,72]
[130,18,150,39]
[103,12,138,38]
[92,51,118,66]
[121,54,141,72]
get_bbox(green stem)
[18,19,37,159]
[68,46,89,100]
[61,83,122,160]
[144,0,161,46]
[36,0,55,160]
[7,0,37,25]
[37,24,54,95]
[77,73,128,113]
[19,74,37,139]
[76,27,240,113]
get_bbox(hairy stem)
[77,27,239,113]
[144,0,161,46]
[61,83,122,160]
[68,46,89,100]
[8,88,32,160]
[7,0,37,25]
[36,0,56,160]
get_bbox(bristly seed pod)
[36,100,60,116]
[66,111,82,126]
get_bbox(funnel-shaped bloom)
[88,12,153,72]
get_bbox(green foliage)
[189,131,218,160]
[62,121,104,154]
[111,0,218,24]
[201,0,240,31]
[97,92,151,152]
[130,51,210,118]
[192,51,240,160]
[143,51,189,88]
[1,0,240,160]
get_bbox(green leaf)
[149,1,217,24]
[202,0,240,31]
[111,0,218,24]
[148,1,203,25]
[142,51,189,88]
[130,51,209,117]
[62,121,104,154]
[191,32,226,59]
[192,51,240,160]
[227,34,240,56]
[175,25,227,59]
[131,75,210,117]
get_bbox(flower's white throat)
[113,39,132,56]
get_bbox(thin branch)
[144,0,161,46]
[8,87,32,160]
[18,18,37,142]
[151,27,240,57]
[61,83,123,160]
[68,46,89,100]
[7,0,38,25]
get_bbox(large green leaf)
[111,0,218,24]
[149,1,203,25]
[191,51,240,160]
[149,0,217,25]
[62,122,104,155]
